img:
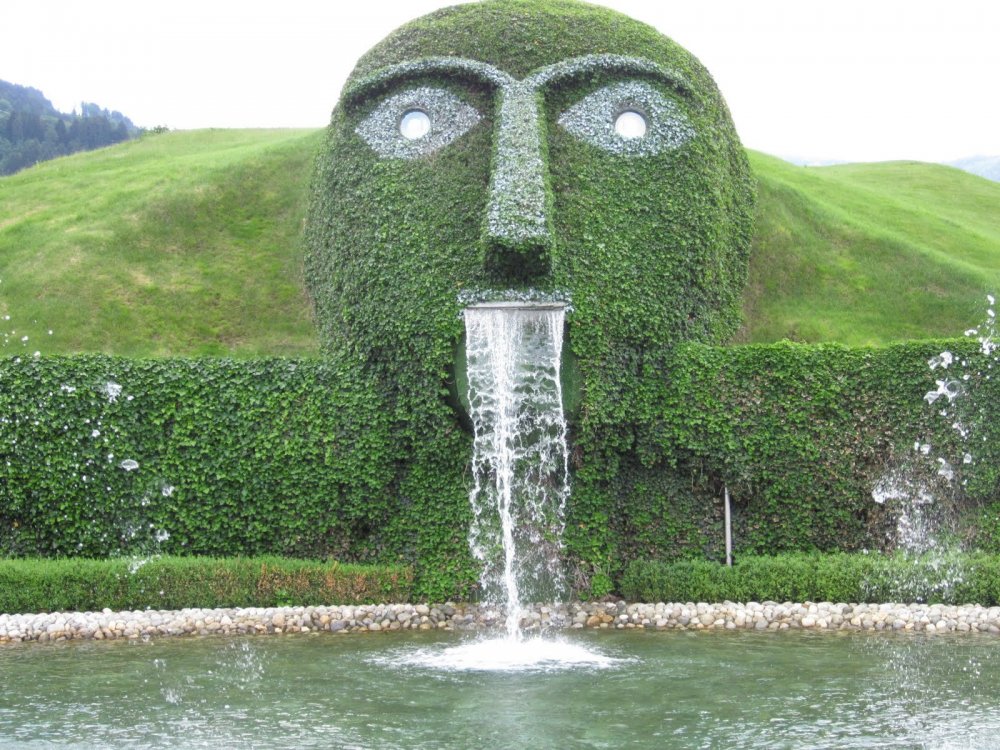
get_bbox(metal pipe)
[724,486,732,567]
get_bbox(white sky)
[2,0,998,163]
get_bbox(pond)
[1,629,997,749]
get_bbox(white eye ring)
[558,81,694,156]
[614,110,647,139]
[399,109,431,140]
[356,87,481,159]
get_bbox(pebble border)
[4,600,1000,643]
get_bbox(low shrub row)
[6,552,1000,613]
[620,553,1000,606]
[0,556,413,614]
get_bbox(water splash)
[871,464,945,555]
[0,305,52,355]
[464,303,570,640]
[873,296,996,550]
[153,639,272,707]
[869,295,996,598]
[385,635,625,673]
[103,381,123,403]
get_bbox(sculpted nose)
[483,82,553,282]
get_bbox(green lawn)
[1,131,997,356]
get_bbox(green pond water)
[0,629,997,749]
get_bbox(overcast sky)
[3,0,998,163]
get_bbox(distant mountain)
[0,81,56,118]
[0,80,141,176]
[950,155,1000,183]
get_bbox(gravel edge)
[4,600,1000,643]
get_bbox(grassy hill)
[0,129,322,357]
[1,129,998,357]
[741,152,1000,345]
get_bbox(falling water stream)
[390,301,614,671]
[464,302,571,640]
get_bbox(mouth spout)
[448,300,580,427]
[464,301,567,312]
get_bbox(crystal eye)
[399,110,431,140]
[356,87,481,159]
[558,81,694,156]
[614,110,647,139]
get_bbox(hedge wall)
[2,338,996,599]
[0,356,399,559]
[562,335,1000,594]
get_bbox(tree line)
[0,81,142,176]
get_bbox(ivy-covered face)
[347,55,699,284]
[305,0,754,419]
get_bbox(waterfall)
[464,303,570,640]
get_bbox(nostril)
[484,237,551,283]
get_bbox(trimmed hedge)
[0,556,412,614]
[620,553,1000,606]
[0,355,395,560]
[565,335,999,594]
[1,335,997,600]
[0,354,476,599]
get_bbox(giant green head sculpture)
[305,0,754,428]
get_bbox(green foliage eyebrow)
[525,55,695,100]
[343,58,515,104]
[342,54,694,105]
